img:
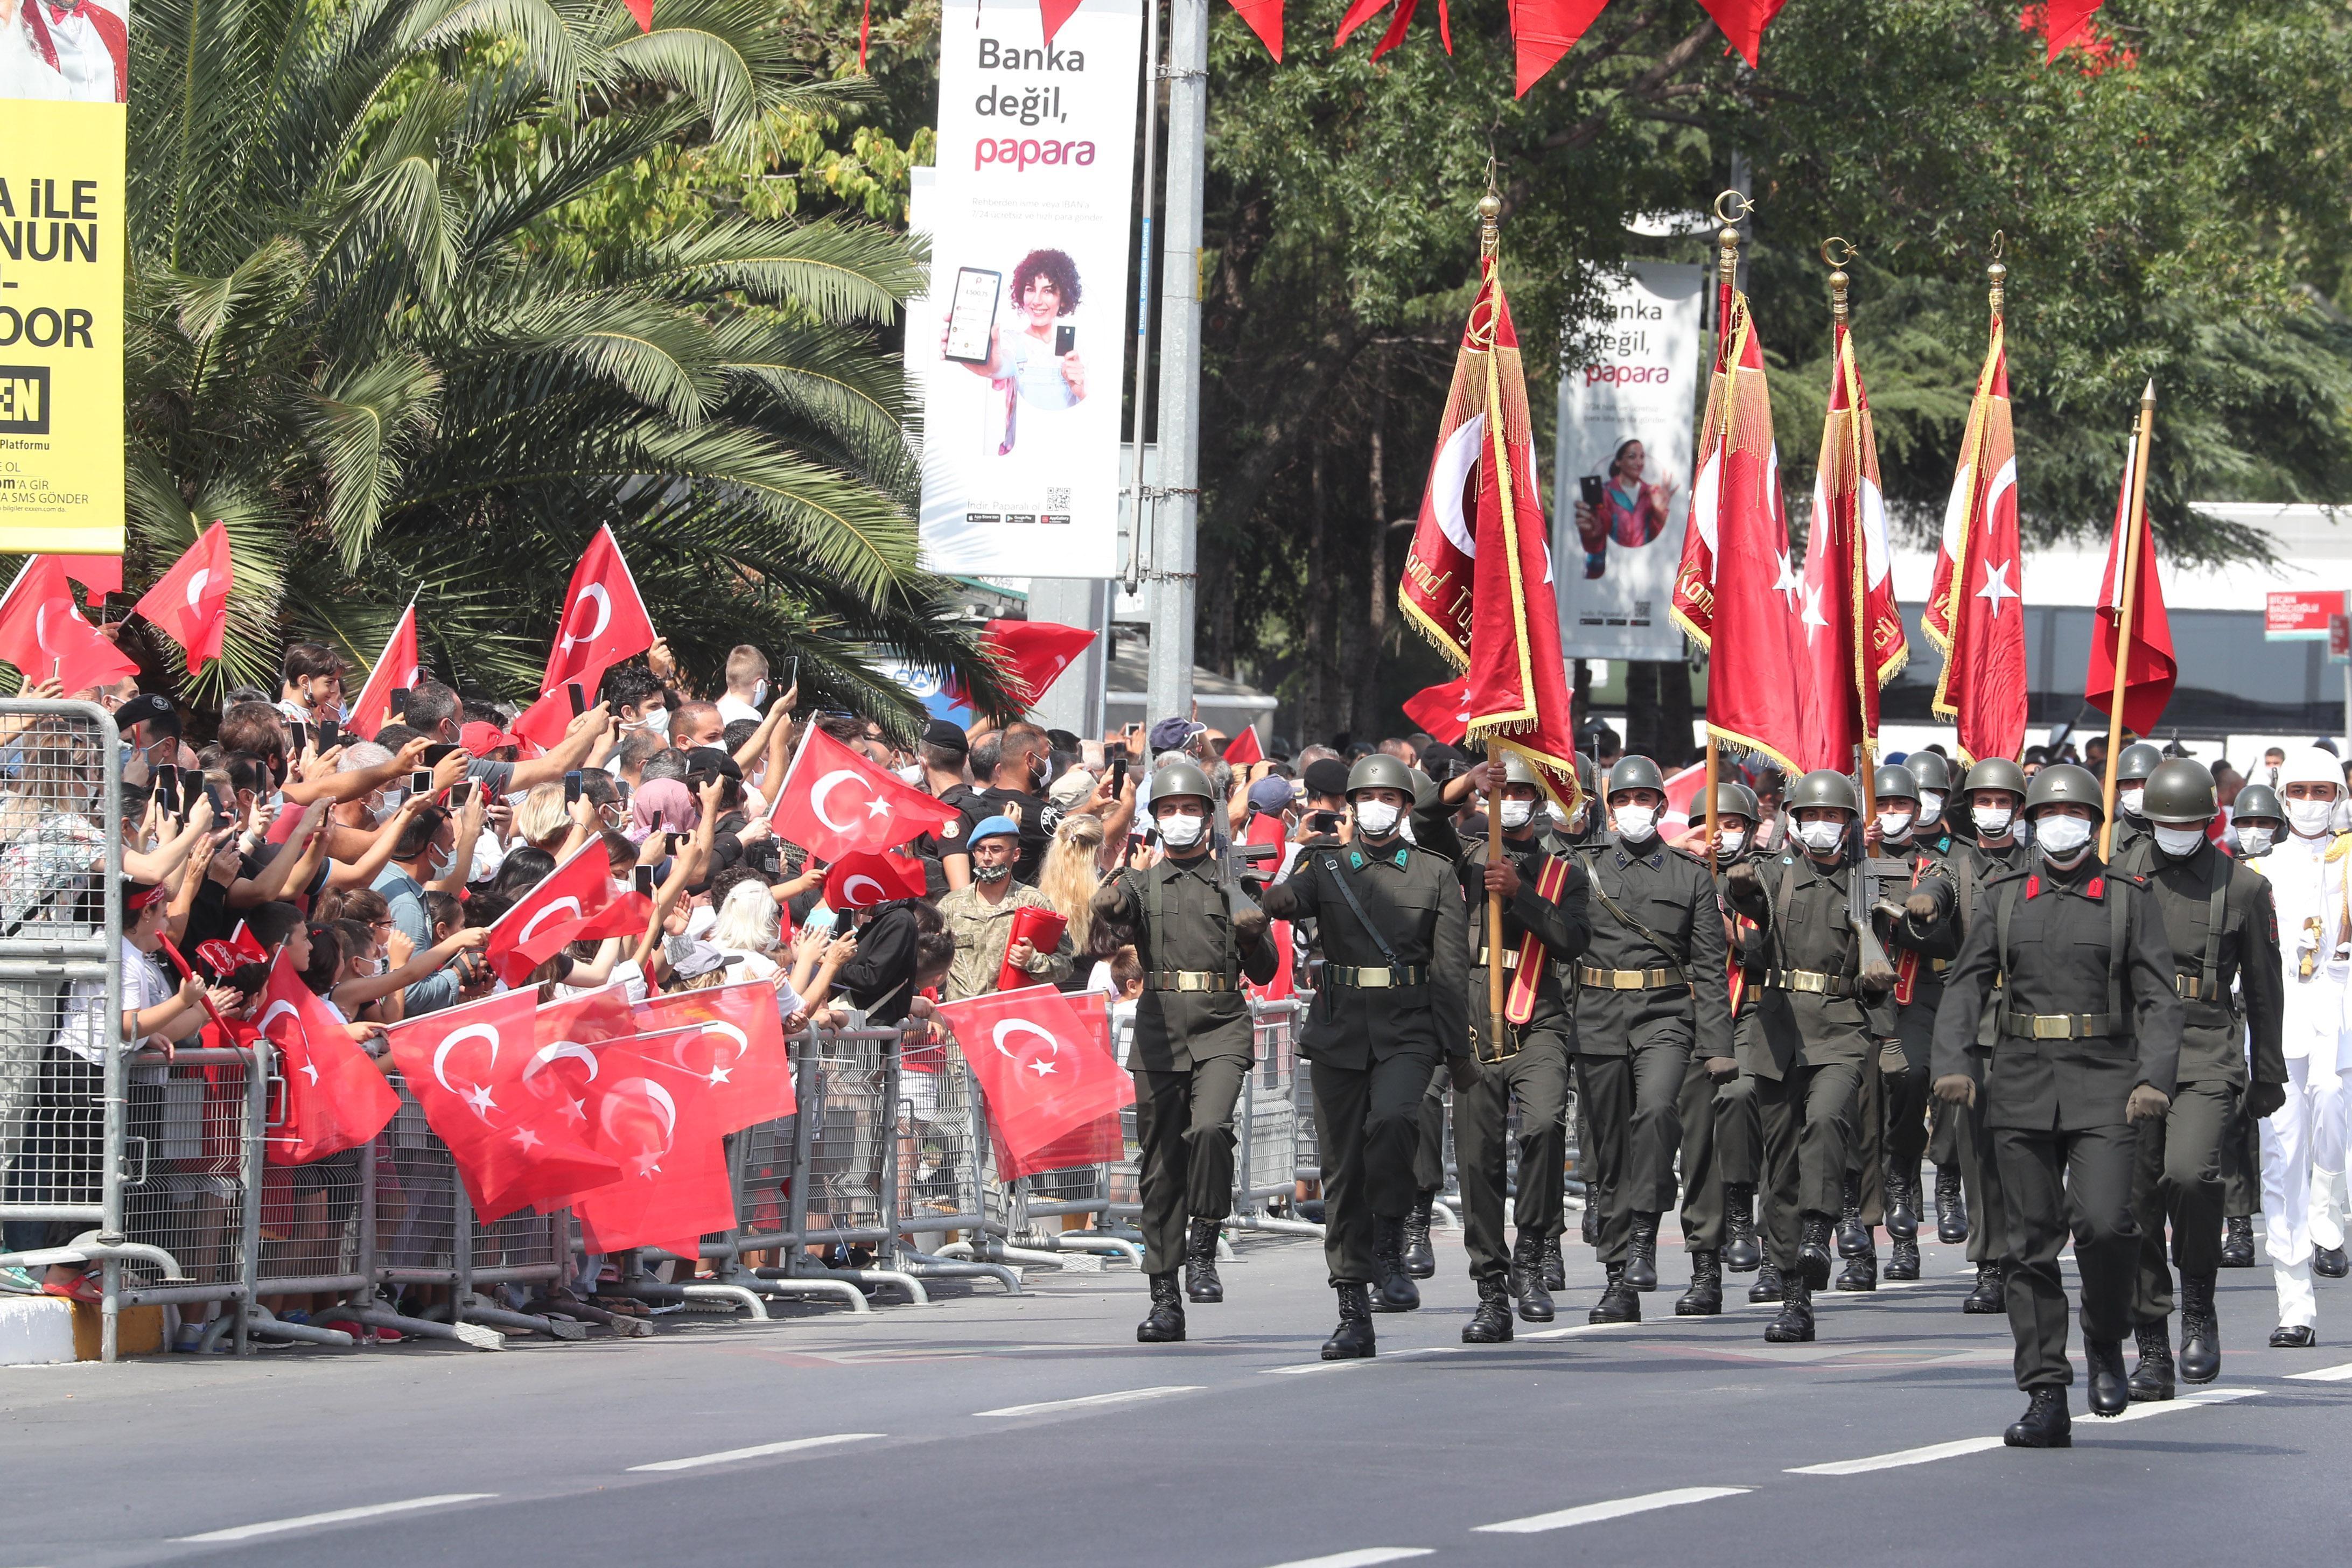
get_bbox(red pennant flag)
[131,522,233,675]
[1697,0,1787,65]
[1926,318,2028,764]
[63,555,119,608]
[2029,0,2103,59]
[1510,0,1608,95]
[1336,0,1448,57]
[484,839,620,986]
[2084,408,2175,737]
[1227,0,1283,58]
[635,981,796,1133]
[1401,674,1472,745]
[625,0,653,26]
[1221,723,1263,766]
[977,618,1097,709]
[255,950,401,1165]
[387,989,622,1220]
[346,601,422,743]
[1793,321,1907,771]
[768,723,958,860]
[1671,281,1804,768]
[1040,0,1083,45]
[823,849,926,911]
[540,525,655,697]
[939,982,1135,1180]
[0,556,139,696]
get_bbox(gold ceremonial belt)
[1472,949,1523,970]
[1326,964,1428,989]
[1578,965,1683,990]
[1764,968,1853,998]
[1147,971,1234,992]
[2175,974,2217,1000]
[2000,1011,2117,1040]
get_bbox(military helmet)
[2115,741,2165,785]
[2140,758,2217,825]
[1576,752,1598,793]
[1873,764,1921,805]
[2233,782,2285,825]
[1713,781,1761,824]
[1496,751,1541,789]
[1408,767,1440,812]
[1346,753,1415,798]
[1606,755,1667,798]
[1906,751,1955,794]
[1786,768,1861,817]
[1145,760,1214,809]
[2025,762,2106,822]
[1962,756,2027,800]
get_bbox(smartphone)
[316,718,340,753]
[565,682,586,717]
[1054,324,1075,358]
[409,769,431,796]
[389,688,410,718]
[942,266,1002,363]
[1109,758,1128,797]
[153,764,181,813]
[421,743,457,768]
[1579,474,1606,510]
[286,719,307,753]
[634,866,654,897]
[564,769,583,804]
[449,780,473,808]
[1310,810,1342,833]
[787,656,799,694]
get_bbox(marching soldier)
[1674,781,1767,1314]
[1905,750,1959,846]
[1455,754,1590,1342]
[2108,741,2166,861]
[1723,769,1896,1343]
[1932,764,2182,1448]
[1574,756,1731,1324]
[1870,762,1964,1284]
[1093,761,1282,1345]
[2110,759,2285,1396]
[2221,783,2287,1269]
[1256,755,1472,1360]
[1930,755,2031,1314]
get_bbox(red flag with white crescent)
[130,522,233,675]
[768,723,958,861]
[540,525,654,697]
[634,981,796,1133]
[0,556,139,696]
[824,849,927,911]
[1927,319,2028,764]
[1401,674,1471,745]
[937,983,1133,1180]
[994,988,1127,1173]
[484,838,619,986]
[974,618,1097,709]
[346,601,422,743]
[1794,321,1907,770]
[256,949,400,1165]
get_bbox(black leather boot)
[1462,1276,1514,1343]
[1885,1168,1919,1241]
[1886,1235,1921,1280]
[1510,1233,1556,1322]
[1581,1201,1600,1248]
[1836,1240,1878,1293]
[2179,1273,2221,1384]
[1935,1165,1968,1244]
[1321,1282,1376,1360]
[2085,1337,2130,1416]
[1371,1217,1420,1313]
[2126,1321,2175,1403]
[1402,1191,1437,1279]
[2003,1387,2072,1448]
[1540,1233,1566,1292]
[1723,1184,1761,1273]
[1676,1248,1723,1316]
[1836,1173,1868,1259]
[1764,1272,1814,1342]
[1963,1260,2005,1314]
[1748,1258,1784,1304]
[1136,1271,1186,1343]
[1623,1210,1662,1292]
[1588,1262,1640,1324]
[1184,1217,1224,1304]
[2220,1215,2256,1268]
[1798,1215,1835,1290]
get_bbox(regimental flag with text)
[1796,320,1906,771]
[2084,423,2176,736]
[1926,317,2028,764]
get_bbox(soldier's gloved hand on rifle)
[1857,956,1896,997]
[1703,1055,1739,1084]
[1448,1054,1483,1093]
[1231,904,1269,943]
[1724,858,1761,907]
[1932,1073,1977,1109]
[1904,890,1940,923]
[2247,1080,2288,1120]
[2126,1084,2171,1124]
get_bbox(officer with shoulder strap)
[1723,769,1896,1343]
[1454,753,1590,1342]
[1256,754,1473,1360]
[2108,759,2285,1397]
[1574,755,1732,1324]
[2220,783,2287,1268]
[1092,761,1282,1344]
[1932,764,2183,1448]
[2109,741,2166,860]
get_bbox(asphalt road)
[5,1221,2349,1567]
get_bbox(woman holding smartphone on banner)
[941,248,1088,457]
[1573,437,1679,579]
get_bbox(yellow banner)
[0,100,123,555]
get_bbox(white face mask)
[430,845,458,879]
[2288,797,2337,838]
[1613,804,1657,842]
[1877,810,1914,841]
[2154,824,2208,858]
[1500,798,1535,830]
[897,764,923,785]
[2118,787,2146,818]
[1718,828,1747,857]
[1975,805,2014,837]
[2035,815,2092,858]
[1354,800,1402,838]
[750,680,767,708]
[1916,790,1945,827]
[2239,827,2276,857]
[372,787,405,824]
[1796,819,1847,856]
[1156,811,1207,850]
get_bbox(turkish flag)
[508,681,590,755]
[2084,408,2176,737]
[131,522,233,675]
[768,723,958,860]
[1672,284,1805,770]
[63,555,120,607]
[1794,323,1907,772]
[976,619,1096,709]
[0,556,138,696]
[940,983,1133,1180]
[1926,320,2028,764]
[484,839,619,985]
[1697,0,1788,65]
[346,602,422,742]
[996,990,1127,1172]
[1660,760,1710,832]
[387,989,622,1220]
[255,950,400,1165]
[1402,675,1472,745]
[824,849,925,911]
[1222,724,1264,766]
[559,993,737,1256]
[540,525,655,697]
[635,981,796,1132]
[1509,0,1608,95]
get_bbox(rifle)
[1214,806,1279,921]
[1850,747,1903,984]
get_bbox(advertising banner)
[915,0,1142,580]
[1555,262,1703,661]
[0,4,127,556]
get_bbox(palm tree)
[124,0,1009,720]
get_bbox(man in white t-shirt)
[713,645,769,728]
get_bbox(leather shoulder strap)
[1577,849,1688,972]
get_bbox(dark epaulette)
[1666,843,1711,869]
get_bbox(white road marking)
[2287,1360,2352,1382]
[1789,1437,2004,1475]
[1522,1320,1647,1340]
[1262,1347,1468,1374]
[628,1433,884,1472]
[176,1494,496,1543]
[2098,1387,2256,1424]
[974,1384,1202,1417]
[1259,1551,1433,1568]
[1474,1486,1752,1534]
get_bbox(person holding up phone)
[1571,438,1681,580]
[941,248,1087,457]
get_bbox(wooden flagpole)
[2099,383,2157,859]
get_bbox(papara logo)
[0,366,48,434]
[975,137,1097,173]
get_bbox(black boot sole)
[2003,1426,2071,1448]
[1137,1322,1186,1343]
[1675,1296,1723,1316]
[1320,1339,1375,1360]
[1798,1249,1832,1291]
[1185,1284,1223,1304]
[2127,1376,2175,1403]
